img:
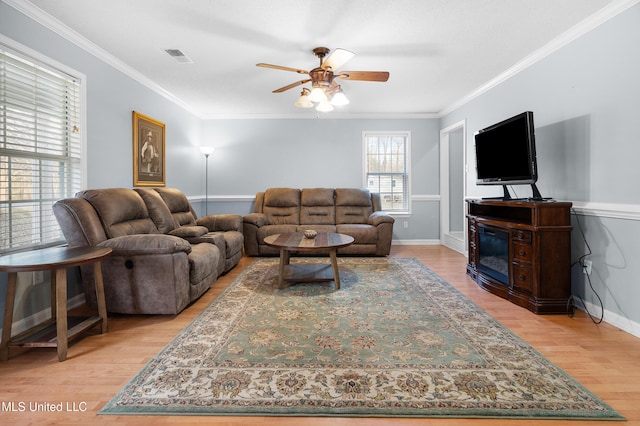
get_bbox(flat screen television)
[474,111,542,200]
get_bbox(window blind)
[0,48,82,254]
[363,132,410,213]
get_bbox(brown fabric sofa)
[243,188,394,256]
[52,187,243,315]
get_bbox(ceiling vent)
[163,48,193,64]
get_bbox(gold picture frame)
[133,111,165,187]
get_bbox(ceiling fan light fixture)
[295,90,314,108]
[316,99,334,112]
[330,90,349,106]
[308,87,327,103]
[257,47,389,113]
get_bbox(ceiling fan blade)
[272,79,311,93]
[321,48,354,71]
[336,71,390,82]
[257,63,308,74]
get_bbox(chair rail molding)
[571,201,640,221]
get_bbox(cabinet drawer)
[512,242,532,262]
[512,230,532,243]
[512,265,533,293]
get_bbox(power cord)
[569,207,603,324]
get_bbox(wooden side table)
[0,246,112,361]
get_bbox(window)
[363,131,410,213]
[0,43,83,254]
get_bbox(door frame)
[439,120,467,254]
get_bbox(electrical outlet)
[403,221,409,229]
[583,260,592,275]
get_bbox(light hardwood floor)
[1,245,639,425]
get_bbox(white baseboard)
[581,300,640,339]
[392,239,441,245]
[4,294,86,337]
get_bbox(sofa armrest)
[242,212,267,228]
[369,212,395,256]
[242,213,267,256]
[169,225,209,238]
[97,234,192,256]
[368,211,395,227]
[197,214,243,232]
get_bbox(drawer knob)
[519,249,526,256]
[519,274,526,281]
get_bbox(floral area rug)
[100,257,623,419]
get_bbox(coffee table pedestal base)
[277,249,341,289]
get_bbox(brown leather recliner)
[52,187,243,315]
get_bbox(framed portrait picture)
[133,111,165,187]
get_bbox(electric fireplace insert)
[477,223,509,286]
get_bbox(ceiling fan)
[256,47,389,111]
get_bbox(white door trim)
[439,120,467,254]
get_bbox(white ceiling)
[19,0,619,118]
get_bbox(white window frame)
[0,35,87,254]
[362,131,411,215]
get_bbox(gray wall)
[441,3,640,331]
[200,118,441,241]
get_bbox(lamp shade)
[330,91,349,106]
[308,87,328,103]
[200,146,215,156]
[315,99,334,112]
[295,93,314,108]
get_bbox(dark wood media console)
[466,199,572,314]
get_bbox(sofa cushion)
[134,188,178,233]
[295,225,336,233]
[77,188,159,238]
[154,187,198,226]
[52,198,109,246]
[197,214,243,232]
[335,188,374,224]
[257,224,298,242]
[208,230,244,256]
[263,188,301,225]
[336,224,378,244]
[300,188,335,225]
[188,243,219,285]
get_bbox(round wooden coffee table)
[263,232,354,289]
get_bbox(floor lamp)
[200,146,214,216]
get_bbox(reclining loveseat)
[243,188,394,256]
[52,187,243,315]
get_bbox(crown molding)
[199,112,438,120]
[3,0,203,118]
[439,0,640,117]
